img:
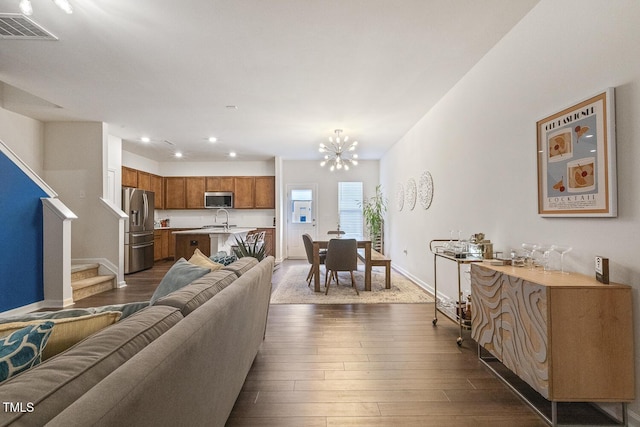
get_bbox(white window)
[338,182,363,236]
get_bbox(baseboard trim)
[390,264,435,297]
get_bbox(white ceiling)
[0,0,539,162]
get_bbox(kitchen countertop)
[171,227,256,235]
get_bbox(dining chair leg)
[307,265,313,285]
[325,269,331,295]
[350,271,359,295]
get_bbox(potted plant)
[361,184,387,252]
[233,235,267,261]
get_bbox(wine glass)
[533,244,553,272]
[521,243,536,269]
[551,245,573,274]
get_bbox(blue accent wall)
[0,151,47,312]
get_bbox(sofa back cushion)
[222,256,259,277]
[152,270,237,316]
[0,306,182,426]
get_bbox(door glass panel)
[291,189,313,224]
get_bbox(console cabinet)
[471,263,634,402]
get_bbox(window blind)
[338,181,363,236]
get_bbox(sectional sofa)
[0,255,274,426]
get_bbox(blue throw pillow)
[149,258,211,305]
[0,322,54,382]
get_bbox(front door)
[286,184,317,259]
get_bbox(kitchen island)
[172,227,255,260]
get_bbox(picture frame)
[536,88,617,217]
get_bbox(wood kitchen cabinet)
[150,174,164,209]
[153,230,171,261]
[185,177,205,209]
[122,166,138,188]
[206,177,235,192]
[471,263,634,413]
[174,233,210,260]
[164,177,186,209]
[234,177,255,209]
[254,176,275,209]
[137,171,151,191]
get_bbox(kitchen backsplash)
[155,209,275,229]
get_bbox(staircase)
[71,263,116,301]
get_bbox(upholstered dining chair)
[302,234,326,286]
[324,238,359,295]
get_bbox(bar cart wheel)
[456,337,463,346]
[432,318,438,326]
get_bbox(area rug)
[270,264,434,304]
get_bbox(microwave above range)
[204,192,234,208]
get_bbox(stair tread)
[72,274,116,290]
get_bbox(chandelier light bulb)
[20,0,33,15]
[330,165,335,172]
[336,163,342,170]
[353,153,358,159]
[352,160,358,166]
[324,155,329,160]
[344,135,349,142]
[319,147,325,153]
[344,164,349,171]
[320,161,326,167]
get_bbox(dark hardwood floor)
[62,259,546,426]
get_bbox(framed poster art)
[537,88,617,217]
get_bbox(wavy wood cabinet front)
[471,263,634,402]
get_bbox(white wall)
[44,122,119,267]
[0,105,44,176]
[380,0,640,421]
[282,159,379,256]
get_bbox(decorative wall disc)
[418,171,434,209]
[406,178,417,210]
[395,182,404,211]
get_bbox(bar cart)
[429,239,483,346]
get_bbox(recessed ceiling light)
[229,152,237,157]
[175,152,183,158]
[208,137,217,143]
[226,105,238,110]
[141,136,150,143]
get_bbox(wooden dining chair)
[324,238,359,295]
[302,234,325,286]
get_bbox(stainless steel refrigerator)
[123,187,155,274]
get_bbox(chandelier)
[20,0,73,15]
[319,129,359,171]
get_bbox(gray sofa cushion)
[222,256,259,277]
[149,258,211,305]
[0,305,183,426]
[153,270,238,316]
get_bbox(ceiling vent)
[0,14,57,40]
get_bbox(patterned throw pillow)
[210,253,237,266]
[0,322,54,383]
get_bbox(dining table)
[312,237,372,292]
